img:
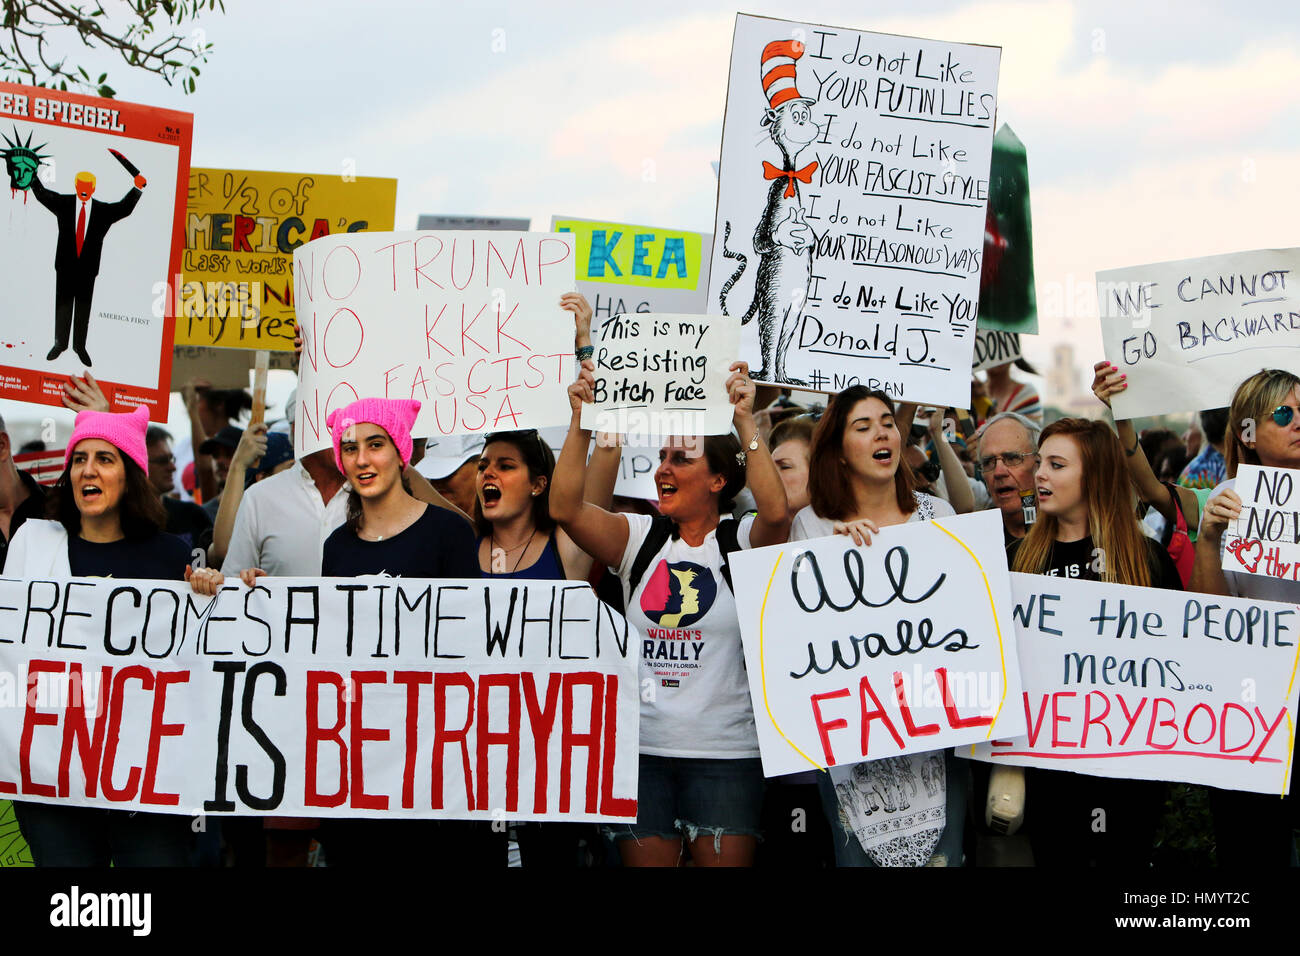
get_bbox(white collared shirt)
[222,460,350,576]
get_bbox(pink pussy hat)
[65,404,150,473]
[326,398,422,475]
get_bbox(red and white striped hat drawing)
[761,39,814,110]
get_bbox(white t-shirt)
[617,511,760,759]
[1201,478,1300,603]
[222,461,350,576]
[790,491,956,541]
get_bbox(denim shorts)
[603,754,764,850]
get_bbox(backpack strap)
[625,515,677,597]
[715,516,744,593]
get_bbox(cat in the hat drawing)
[719,38,821,385]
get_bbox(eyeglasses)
[148,454,175,466]
[978,451,1039,473]
[1271,405,1300,427]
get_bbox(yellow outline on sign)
[756,518,1011,773]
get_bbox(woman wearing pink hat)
[5,405,214,866]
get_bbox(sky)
[5,0,1300,443]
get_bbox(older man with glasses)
[974,411,1042,546]
[146,425,213,557]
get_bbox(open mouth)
[658,481,678,501]
[481,483,502,506]
[355,471,378,486]
[994,482,1018,496]
[80,484,103,502]
[1036,487,1053,501]
[872,448,893,464]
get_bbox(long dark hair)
[473,430,557,538]
[808,386,917,520]
[47,454,166,538]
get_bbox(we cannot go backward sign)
[292,231,579,456]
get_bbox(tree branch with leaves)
[1,0,224,98]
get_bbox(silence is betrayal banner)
[0,82,192,418]
[0,576,639,820]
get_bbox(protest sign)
[169,345,296,391]
[1097,248,1300,419]
[536,426,658,502]
[551,216,712,319]
[418,215,530,231]
[1222,465,1300,583]
[0,576,639,821]
[708,14,1000,408]
[975,125,1036,334]
[729,509,1024,777]
[965,573,1300,794]
[176,168,397,352]
[292,231,577,457]
[971,328,1022,372]
[13,448,65,487]
[0,82,192,418]
[580,313,738,437]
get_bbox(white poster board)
[0,576,639,820]
[730,509,1024,777]
[1097,248,1300,419]
[971,328,1022,372]
[537,426,658,502]
[292,231,577,456]
[708,14,1000,408]
[965,573,1300,794]
[1222,465,1300,583]
[580,313,738,437]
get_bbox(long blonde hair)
[1012,418,1153,587]
[1225,368,1300,477]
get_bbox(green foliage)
[1152,783,1216,867]
[0,0,224,97]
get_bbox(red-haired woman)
[1010,417,1182,866]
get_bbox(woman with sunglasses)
[6,406,217,866]
[791,385,962,867]
[1190,368,1300,866]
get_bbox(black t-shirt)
[67,531,192,580]
[322,504,478,578]
[0,470,49,570]
[1007,533,1183,590]
[162,495,213,553]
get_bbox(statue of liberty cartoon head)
[2,127,49,194]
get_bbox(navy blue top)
[68,531,192,580]
[322,504,478,578]
[478,533,565,580]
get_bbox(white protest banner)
[729,509,1024,777]
[971,328,1022,372]
[292,231,577,457]
[709,14,1000,408]
[1222,465,1300,583]
[965,573,1300,794]
[0,577,639,821]
[580,313,738,437]
[1097,248,1300,419]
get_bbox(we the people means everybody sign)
[293,231,578,457]
[708,14,1000,408]
[1097,248,1300,419]
[966,573,1300,795]
[1222,465,1300,583]
[730,509,1024,777]
[0,577,639,821]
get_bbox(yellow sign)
[176,168,397,350]
[554,218,702,291]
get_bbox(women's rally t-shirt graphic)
[618,512,760,759]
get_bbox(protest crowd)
[1,14,1298,874]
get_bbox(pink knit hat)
[65,405,150,473]
[326,398,422,475]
